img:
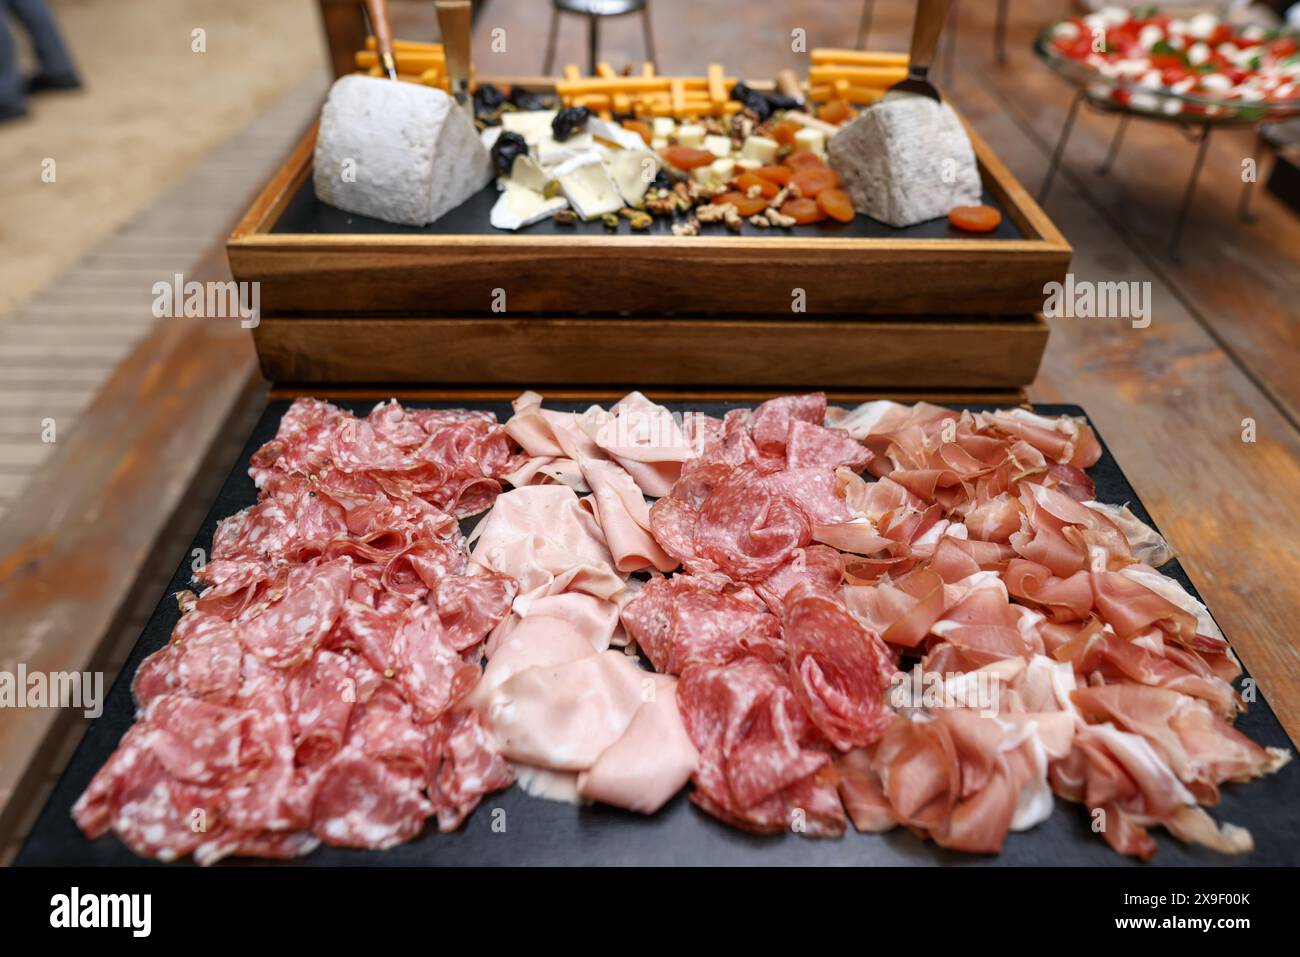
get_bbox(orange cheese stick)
[365,37,445,54]
[809,64,907,86]
[810,48,908,66]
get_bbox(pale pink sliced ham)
[577,681,699,814]
[469,485,624,601]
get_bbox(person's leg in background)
[0,13,28,120]
[4,0,81,92]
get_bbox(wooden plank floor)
[0,0,1298,861]
[0,77,326,527]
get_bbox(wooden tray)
[251,313,1049,391]
[227,106,1070,318]
[16,400,1300,867]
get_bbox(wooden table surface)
[0,0,1298,855]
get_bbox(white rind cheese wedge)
[313,75,493,226]
[490,182,569,231]
[606,149,661,206]
[501,109,558,145]
[827,96,982,228]
[588,116,649,151]
[556,155,624,220]
[509,154,551,192]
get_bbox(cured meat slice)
[429,572,516,651]
[755,544,844,614]
[468,614,597,708]
[312,755,432,850]
[783,585,896,750]
[578,457,677,572]
[238,559,352,668]
[480,652,657,770]
[391,604,481,721]
[72,726,217,861]
[287,650,355,765]
[487,591,619,658]
[427,710,515,831]
[1051,723,1253,859]
[576,391,695,498]
[694,465,813,580]
[785,419,872,472]
[469,485,623,600]
[620,574,783,675]
[577,680,700,814]
[982,408,1102,468]
[677,657,841,834]
[748,392,827,454]
[1070,684,1290,803]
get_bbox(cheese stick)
[810,48,908,66]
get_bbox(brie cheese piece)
[556,156,623,219]
[501,109,558,145]
[490,183,568,231]
[587,116,648,151]
[509,153,551,192]
[606,149,661,206]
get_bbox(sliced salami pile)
[74,399,524,864]
[76,393,1291,863]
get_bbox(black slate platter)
[17,402,1300,867]
[271,178,1025,240]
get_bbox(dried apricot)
[783,149,825,171]
[816,188,855,223]
[736,171,779,199]
[714,191,769,217]
[792,166,839,197]
[771,119,801,145]
[752,165,792,186]
[622,119,653,146]
[780,197,827,224]
[659,146,716,170]
[817,98,855,124]
[948,204,1002,233]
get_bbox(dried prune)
[473,83,506,120]
[729,83,801,122]
[490,131,529,177]
[552,106,593,141]
[508,85,550,111]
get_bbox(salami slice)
[694,464,812,581]
[311,755,432,850]
[783,584,897,751]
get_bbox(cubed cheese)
[652,116,676,138]
[734,158,761,171]
[676,124,705,148]
[740,135,778,165]
[794,127,826,158]
[703,134,733,158]
[651,136,668,150]
[692,157,735,187]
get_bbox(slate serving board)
[270,178,1025,241]
[18,402,1300,867]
